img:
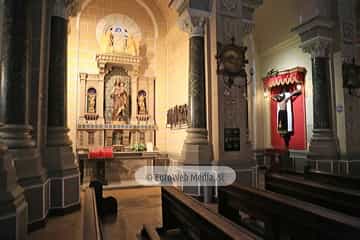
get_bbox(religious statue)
[111,80,128,121]
[87,94,96,113]
[271,87,301,136]
[166,104,189,129]
[105,27,114,52]
[137,91,147,115]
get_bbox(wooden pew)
[265,172,360,217]
[83,187,103,240]
[218,184,360,240]
[304,168,360,190]
[139,225,161,240]
[160,186,260,240]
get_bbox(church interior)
[1,0,360,239]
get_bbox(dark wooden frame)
[218,184,360,240]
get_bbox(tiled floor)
[102,187,162,240]
[28,186,234,240]
[28,194,83,240]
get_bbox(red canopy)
[263,67,306,89]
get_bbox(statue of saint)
[137,91,147,115]
[87,94,96,113]
[111,80,128,121]
[105,27,114,52]
[271,87,301,135]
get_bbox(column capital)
[292,16,334,58]
[178,10,209,37]
[170,0,212,37]
[241,0,262,37]
[300,36,333,58]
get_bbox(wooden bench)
[160,186,260,240]
[139,224,161,240]
[218,184,360,240]
[83,187,102,240]
[265,172,360,217]
[305,168,360,190]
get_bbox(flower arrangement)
[131,143,146,152]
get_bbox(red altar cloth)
[88,147,113,159]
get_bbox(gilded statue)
[87,94,96,113]
[137,91,147,115]
[105,27,114,52]
[111,79,128,121]
[166,104,188,129]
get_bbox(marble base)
[181,128,212,165]
[308,128,339,160]
[46,127,80,212]
[0,144,28,240]
[0,124,48,226]
[48,172,80,211]
[181,128,213,202]
[22,179,50,226]
[0,197,28,240]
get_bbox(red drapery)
[263,67,307,150]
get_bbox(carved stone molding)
[241,19,255,37]
[292,16,334,57]
[241,0,263,21]
[300,36,333,58]
[178,10,210,37]
[170,0,212,37]
[96,53,141,75]
[222,0,239,12]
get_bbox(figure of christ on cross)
[271,86,301,145]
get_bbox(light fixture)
[264,89,269,98]
[296,83,302,91]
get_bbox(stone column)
[172,4,213,202]
[130,72,138,124]
[177,10,212,165]
[0,0,48,228]
[293,18,339,160]
[45,0,80,213]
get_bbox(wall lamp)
[343,58,360,97]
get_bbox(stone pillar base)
[181,128,213,202]
[181,128,212,165]
[308,129,339,160]
[0,194,28,240]
[46,127,80,212]
[0,124,48,227]
[0,145,28,240]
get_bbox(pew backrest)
[219,184,360,240]
[266,172,360,217]
[84,187,102,240]
[161,186,260,240]
[139,224,161,240]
